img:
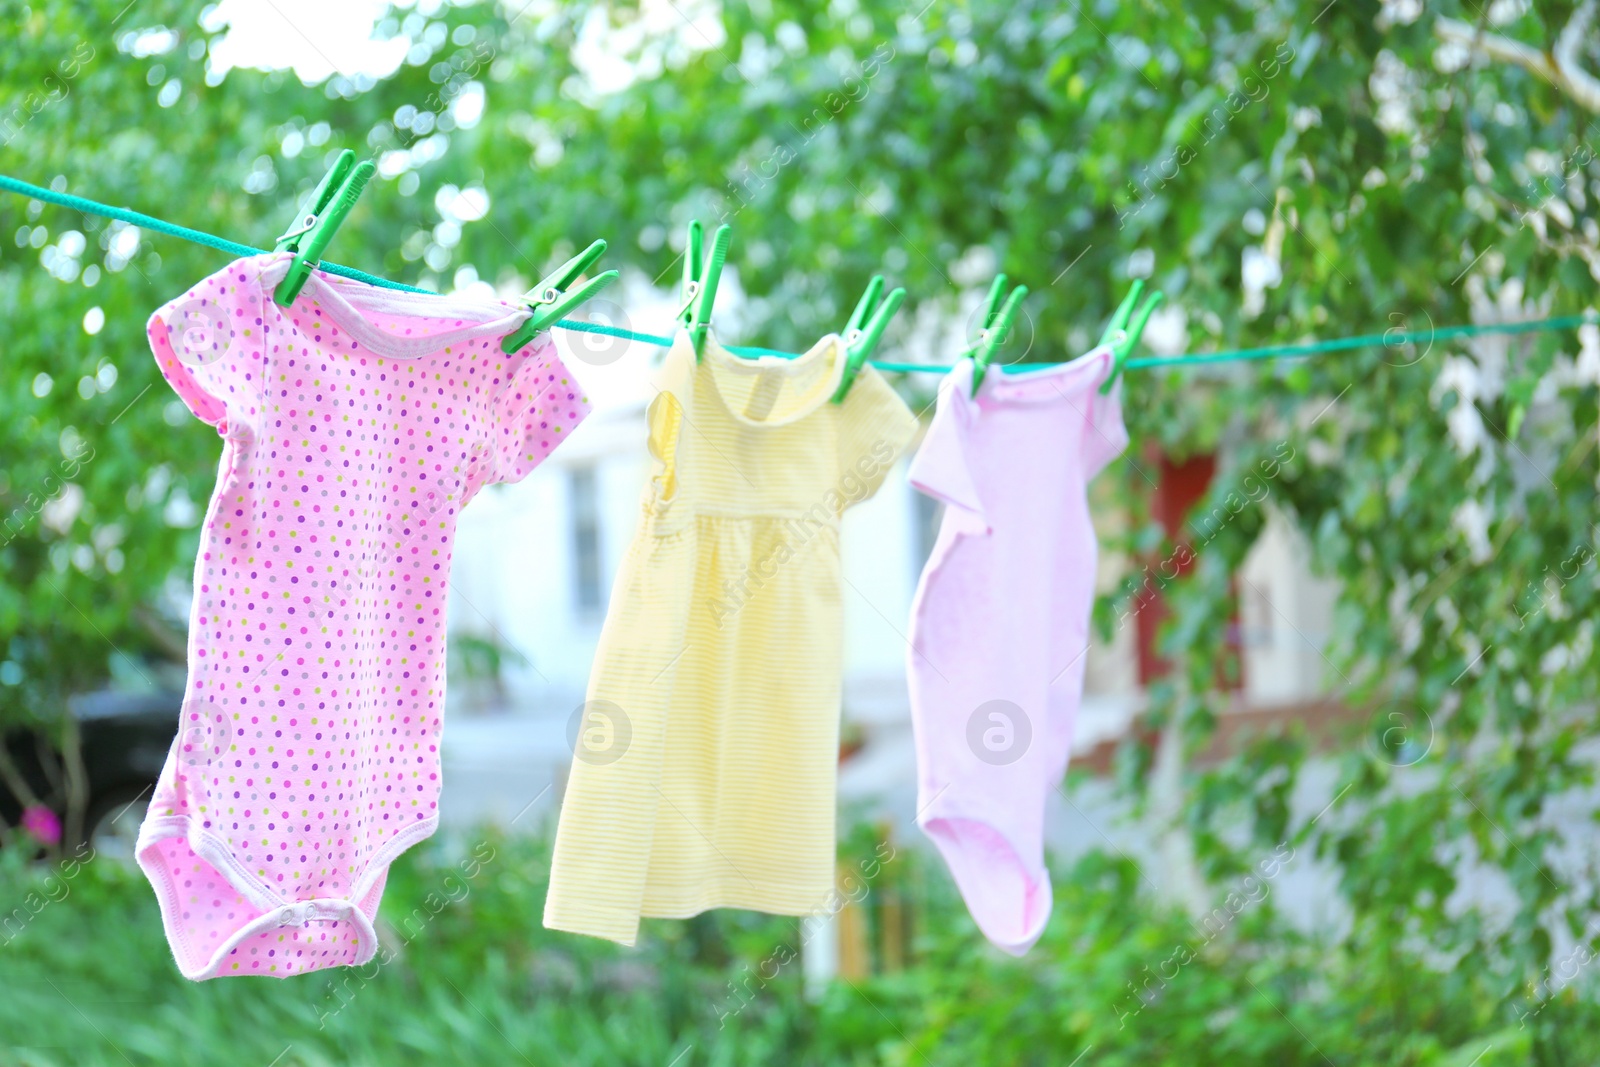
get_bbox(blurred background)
[2,0,1599,1063]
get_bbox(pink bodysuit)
[136,254,588,979]
[907,349,1125,955]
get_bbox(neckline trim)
[970,345,1115,405]
[692,328,846,428]
[257,253,533,361]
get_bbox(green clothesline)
[2,173,1593,373]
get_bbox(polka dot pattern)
[136,254,590,980]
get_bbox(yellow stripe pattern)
[544,329,918,944]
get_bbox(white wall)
[839,467,923,725]
[1237,508,1341,706]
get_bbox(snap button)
[276,899,348,927]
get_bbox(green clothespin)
[273,151,354,256]
[830,274,906,402]
[1098,279,1164,394]
[677,220,732,361]
[273,149,374,308]
[967,274,1029,397]
[500,239,620,353]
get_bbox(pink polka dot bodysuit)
[135,254,590,979]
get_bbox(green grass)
[0,825,1591,1066]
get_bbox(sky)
[202,0,725,94]
[205,0,411,82]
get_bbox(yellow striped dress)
[543,327,918,944]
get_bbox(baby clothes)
[544,328,918,945]
[137,253,589,979]
[907,349,1125,955]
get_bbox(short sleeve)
[644,389,684,508]
[146,256,271,434]
[908,367,989,535]
[1081,358,1130,479]
[488,338,592,484]
[834,365,919,511]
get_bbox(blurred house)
[441,318,1346,831]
